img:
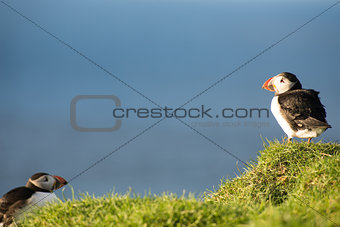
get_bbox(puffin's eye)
[43,177,48,182]
[280,79,285,83]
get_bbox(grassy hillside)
[19,141,340,227]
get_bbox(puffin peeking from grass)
[0,172,67,226]
[262,72,331,143]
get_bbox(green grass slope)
[20,141,340,227]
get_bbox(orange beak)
[262,77,275,92]
[53,175,68,190]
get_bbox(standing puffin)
[0,172,67,226]
[262,72,331,143]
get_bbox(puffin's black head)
[30,172,49,180]
[26,172,68,192]
[262,72,302,94]
[280,72,302,90]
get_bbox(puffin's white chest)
[27,192,58,207]
[14,192,58,222]
[271,96,296,138]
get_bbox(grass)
[19,141,340,226]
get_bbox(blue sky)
[1,0,339,197]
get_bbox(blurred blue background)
[1,0,339,198]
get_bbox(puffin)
[262,72,331,143]
[0,172,67,226]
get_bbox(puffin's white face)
[270,75,297,94]
[29,175,58,192]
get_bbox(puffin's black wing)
[0,187,34,225]
[278,89,331,130]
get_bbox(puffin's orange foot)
[307,138,312,143]
[288,138,292,143]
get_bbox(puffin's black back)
[278,89,331,130]
[0,187,35,225]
